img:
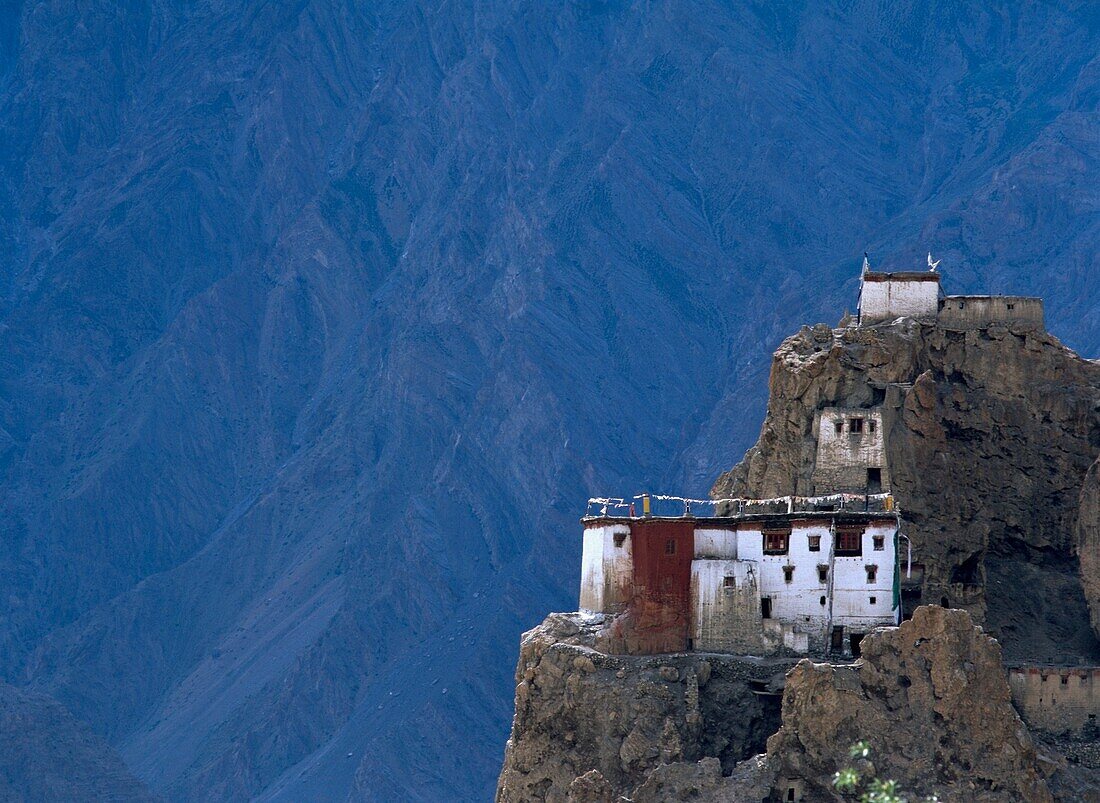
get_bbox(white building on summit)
[856,256,1044,329]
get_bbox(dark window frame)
[835,527,863,556]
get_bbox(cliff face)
[1078,457,1100,642]
[713,320,1100,660]
[495,613,782,802]
[497,607,1100,802]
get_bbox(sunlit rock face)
[1,2,1098,799]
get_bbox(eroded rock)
[768,606,1052,802]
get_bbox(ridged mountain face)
[1,2,1098,800]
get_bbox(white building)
[858,270,940,324]
[580,498,900,658]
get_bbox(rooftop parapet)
[584,492,897,521]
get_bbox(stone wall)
[939,295,1044,330]
[1008,666,1100,736]
[811,407,889,493]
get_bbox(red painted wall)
[608,519,694,654]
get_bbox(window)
[867,467,882,493]
[808,534,821,552]
[869,596,877,605]
[817,565,828,584]
[819,595,827,606]
[723,575,736,589]
[849,417,864,434]
[761,597,773,619]
[872,535,885,551]
[868,419,876,434]
[665,539,676,555]
[834,420,844,435]
[866,565,877,583]
[763,526,791,555]
[1007,303,1015,311]
[783,565,795,584]
[614,532,627,548]
[835,526,863,556]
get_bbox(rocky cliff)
[767,606,1052,802]
[714,319,1100,661]
[495,613,784,802]
[498,607,1100,802]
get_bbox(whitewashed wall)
[690,559,763,653]
[579,524,632,613]
[693,527,738,559]
[859,278,939,323]
[832,521,898,632]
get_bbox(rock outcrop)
[713,320,1100,660]
[768,606,1052,802]
[1078,456,1100,643]
[495,613,783,802]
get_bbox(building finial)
[927,252,941,272]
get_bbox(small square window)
[808,535,821,552]
[868,420,876,434]
[1007,303,1015,311]
[872,535,884,551]
[849,417,864,434]
[869,596,877,605]
[665,539,676,555]
[614,532,627,548]
[817,565,828,584]
[819,595,827,606]
[866,565,877,583]
[723,575,736,588]
[783,566,795,584]
[834,420,843,435]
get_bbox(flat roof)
[862,271,941,282]
[582,512,899,528]
[941,295,1042,302]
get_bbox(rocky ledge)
[497,607,1100,802]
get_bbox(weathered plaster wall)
[690,560,764,653]
[859,277,939,324]
[939,296,1044,330]
[580,524,632,614]
[812,407,889,493]
[693,527,738,559]
[1008,666,1100,736]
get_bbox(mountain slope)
[1,2,1098,800]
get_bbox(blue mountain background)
[1,2,1098,800]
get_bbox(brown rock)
[713,320,1100,660]
[767,606,1052,802]
[1077,456,1100,642]
[566,770,613,803]
[495,614,781,802]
